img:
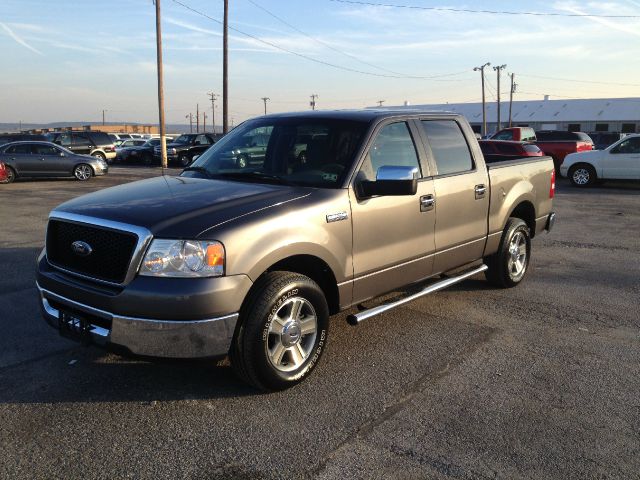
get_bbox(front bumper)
[36,254,253,358]
[38,283,238,358]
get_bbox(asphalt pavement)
[0,166,639,479]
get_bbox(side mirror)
[192,155,200,161]
[358,165,419,198]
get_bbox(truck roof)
[257,109,459,122]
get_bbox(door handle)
[40,157,45,161]
[475,184,487,199]
[420,194,435,212]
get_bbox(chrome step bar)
[346,264,488,325]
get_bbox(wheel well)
[266,255,340,315]
[509,201,536,237]
[569,162,595,174]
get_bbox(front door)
[350,121,436,304]
[602,137,640,179]
[417,119,490,274]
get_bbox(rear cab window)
[420,120,474,176]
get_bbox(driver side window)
[612,137,640,154]
[360,122,421,181]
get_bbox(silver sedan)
[0,141,108,183]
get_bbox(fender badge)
[326,212,348,223]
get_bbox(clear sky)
[1,0,639,125]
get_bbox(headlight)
[170,148,177,155]
[139,239,224,277]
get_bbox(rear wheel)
[485,217,531,288]
[73,163,93,181]
[230,271,329,391]
[569,164,596,187]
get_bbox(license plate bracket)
[58,310,92,344]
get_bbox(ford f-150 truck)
[37,110,556,391]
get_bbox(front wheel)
[178,153,191,167]
[569,164,596,187]
[230,271,329,391]
[484,217,531,288]
[73,163,93,181]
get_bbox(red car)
[0,161,9,183]
[479,140,544,162]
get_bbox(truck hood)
[53,176,310,238]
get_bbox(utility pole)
[508,73,516,128]
[223,0,229,133]
[377,100,385,107]
[154,0,168,169]
[208,92,218,134]
[185,113,193,133]
[493,64,507,132]
[261,97,270,115]
[102,109,106,126]
[310,94,318,110]
[196,103,200,132]
[203,112,207,133]
[473,63,490,137]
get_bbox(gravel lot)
[1,167,639,479]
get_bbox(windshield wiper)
[214,171,290,185]
[182,166,213,178]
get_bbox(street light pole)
[473,62,490,137]
[261,97,270,115]
[223,0,229,133]
[208,92,218,134]
[493,64,507,131]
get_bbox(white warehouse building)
[384,97,640,135]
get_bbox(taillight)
[577,142,592,152]
[550,169,556,198]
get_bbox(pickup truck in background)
[492,127,593,174]
[37,110,555,391]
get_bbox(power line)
[245,0,408,76]
[170,0,470,80]
[327,0,640,18]
[517,73,640,88]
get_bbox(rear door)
[350,120,436,304]
[3,144,36,174]
[418,119,490,274]
[70,133,93,155]
[602,137,640,179]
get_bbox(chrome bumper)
[37,283,238,358]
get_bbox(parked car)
[491,127,594,173]
[108,133,132,144]
[588,132,627,151]
[0,141,108,182]
[478,140,544,162]
[561,134,640,186]
[490,127,537,142]
[0,161,8,183]
[153,133,216,166]
[116,139,147,150]
[46,131,117,164]
[0,133,47,145]
[36,110,555,391]
[116,138,172,165]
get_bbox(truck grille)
[46,219,138,284]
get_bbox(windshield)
[181,118,368,188]
[173,134,193,144]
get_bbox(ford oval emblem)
[71,240,93,257]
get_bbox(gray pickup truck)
[36,110,556,391]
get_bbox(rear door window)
[5,144,31,154]
[420,120,474,176]
[32,144,59,155]
[72,134,92,146]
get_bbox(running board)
[346,264,488,326]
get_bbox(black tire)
[230,271,329,391]
[178,153,191,167]
[73,163,93,181]
[2,166,16,184]
[568,164,596,187]
[236,154,249,169]
[484,217,531,288]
